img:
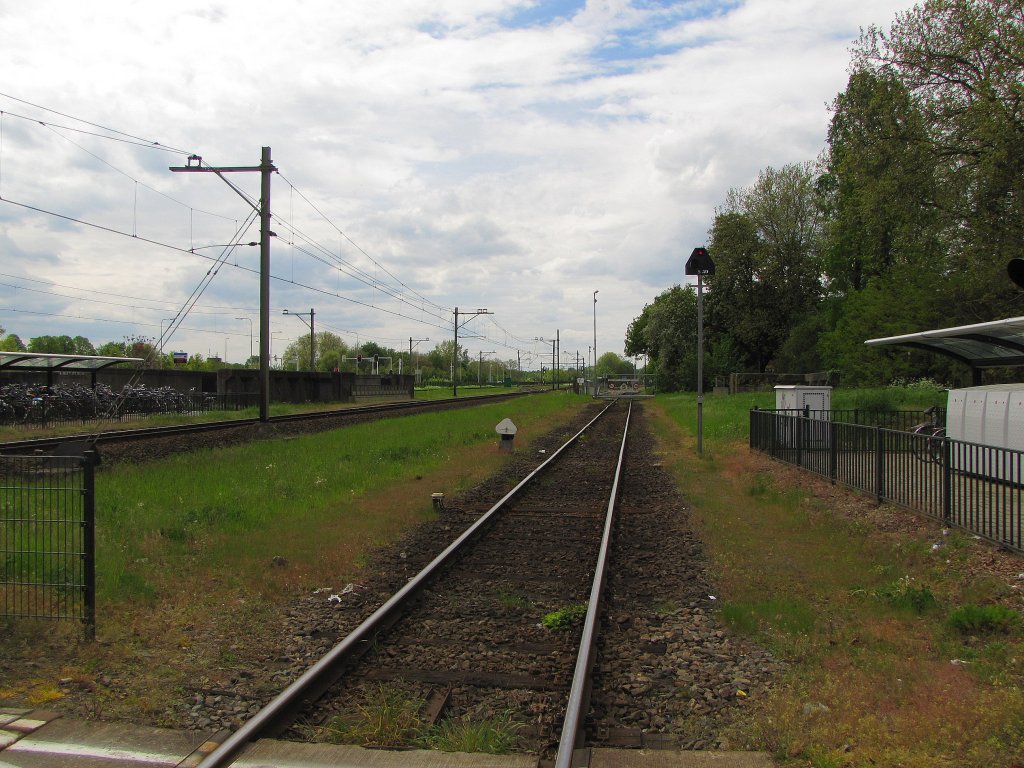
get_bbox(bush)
[948,604,1021,635]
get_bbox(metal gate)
[1,451,96,637]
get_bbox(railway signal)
[685,246,715,454]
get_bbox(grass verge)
[648,392,1024,768]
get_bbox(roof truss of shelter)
[864,316,1024,373]
[0,352,144,372]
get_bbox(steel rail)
[0,389,536,455]
[555,399,632,768]
[196,398,621,768]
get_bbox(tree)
[426,340,469,382]
[282,331,348,371]
[624,285,699,392]
[822,70,944,296]
[0,332,26,352]
[28,335,76,354]
[855,0,1024,322]
[595,352,633,377]
[706,163,825,372]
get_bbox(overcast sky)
[0,0,913,369]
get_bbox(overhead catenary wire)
[277,173,452,316]
[0,94,558,357]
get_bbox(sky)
[0,0,916,370]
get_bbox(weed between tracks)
[650,393,1024,768]
[313,683,521,754]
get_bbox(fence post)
[82,451,97,641]
[796,411,803,467]
[829,419,838,484]
[941,437,952,524]
[874,426,884,503]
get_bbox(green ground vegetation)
[93,392,586,607]
[0,387,528,442]
[650,390,1024,767]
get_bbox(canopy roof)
[865,316,1024,370]
[0,352,143,372]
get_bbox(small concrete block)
[7,717,51,734]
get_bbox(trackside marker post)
[496,418,517,452]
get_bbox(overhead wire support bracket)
[170,147,276,422]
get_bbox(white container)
[774,385,832,449]
[946,383,1024,451]
[946,384,1024,484]
[774,385,832,415]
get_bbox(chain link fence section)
[1,451,96,637]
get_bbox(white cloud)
[0,0,914,362]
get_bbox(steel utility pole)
[409,337,429,381]
[282,308,315,369]
[453,307,492,397]
[170,147,276,422]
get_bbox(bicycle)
[911,406,946,464]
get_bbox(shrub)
[948,604,1021,635]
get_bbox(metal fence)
[0,388,259,430]
[750,409,1023,552]
[1,452,96,636]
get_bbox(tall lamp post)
[685,247,715,454]
[282,308,315,370]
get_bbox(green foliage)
[92,394,577,603]
[627,0,1024,390]
[418,715,521,754]
[720,598,817,637]
[541,602,588,631]
[595,351,633,376]
[0,333,26,352]
[949,604,1021,635]
[320,684,422,746]
[874,577,938,615]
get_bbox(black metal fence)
[751,409,1024,552]
[0,452,96,636]
[0,383,259,430]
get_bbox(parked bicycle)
[911,406,946,464]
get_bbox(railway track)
[196,398,633,768]
[0,389,537,459]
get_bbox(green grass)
[653,385,946,455]
[948,605,1021,635]
[419,714,521,754]
[318,684,422,747]
[93,391,586,604]
[646,393,1024,767]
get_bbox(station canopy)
[865,316,1024,383]
[0,352,144,371]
